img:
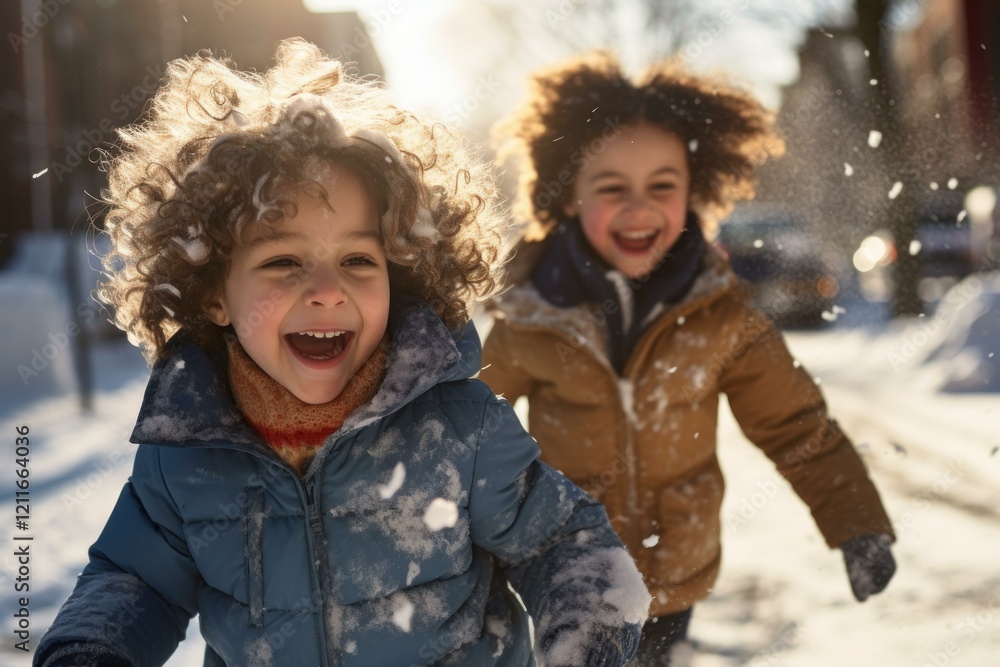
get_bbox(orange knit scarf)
[226,335,388,474]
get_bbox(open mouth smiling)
[284,330,353,362]
[613,229,660,254]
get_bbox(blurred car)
[716,207,841,327]
[853,189,997,303]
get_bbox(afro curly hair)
[494,49,785,241]
[99,39,509,361]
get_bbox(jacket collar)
[130,297,479,451]
[491,245,740,368]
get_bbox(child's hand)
[840,532,896,601]
[541,622,639,667]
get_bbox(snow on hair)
[99,38,509,361]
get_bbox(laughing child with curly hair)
[480,51,896,665]
[35,40,650,667]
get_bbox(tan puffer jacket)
[480,246,894,617]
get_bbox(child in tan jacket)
[480,50,896,665]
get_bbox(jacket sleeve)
[479,316,536,403]
[468,392,650,667]
[35,445,199,667]
[718,313,895,547]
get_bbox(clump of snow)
[844,163,854,176]
[948,177,959,189]
[868,130,883,148]
[406,561,421,586]
[642,534,660,548]
[154,283,181,297]
[909,239,922,255]
[600,549,653,624]
[411,205,441,241]
[392,596,415,632]
[888,182,903,199]
[172,236,209,264]
[175,360,185,370]
[423,497,459,531]
[379,461,406,499]
[345,640,357,654]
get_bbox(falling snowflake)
[888,182,903,199]
[868,131,883,148]
[844,163,854,176]
[642,534,660,548]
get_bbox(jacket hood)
[130,298,481,450]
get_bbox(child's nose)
[304,266,348,307]
[624,194,651,213]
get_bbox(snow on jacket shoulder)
[35,302,650,667]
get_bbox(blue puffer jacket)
[35,302,649,667]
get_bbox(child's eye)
[651,182,676,192]
[343,255,377,267]
[596,185,626,195]
[261,257,300,268]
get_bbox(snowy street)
[694,326,999,667]
[0,306,997,666]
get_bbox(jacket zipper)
[304,482,335,666]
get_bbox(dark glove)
[542,622,640,667]
[840,532,896,601]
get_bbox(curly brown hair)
[99,39,508,361]
[494,50,785,240]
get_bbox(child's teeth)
[299,331,344,338]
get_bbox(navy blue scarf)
[532,213,705,374]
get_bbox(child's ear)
[205,296,231,327]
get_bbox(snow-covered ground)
[1,277,996,666]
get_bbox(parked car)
[716,206,841,327]
[853,190,996,304]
